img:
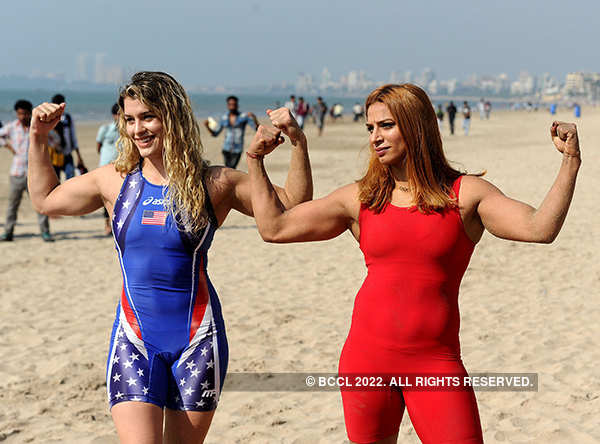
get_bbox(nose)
[369,126,383,147]
[134,119,146,137]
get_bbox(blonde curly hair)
[114,71,210,231]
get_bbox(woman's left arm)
[471,121,581,243]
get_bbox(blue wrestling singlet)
[106,167,228,411]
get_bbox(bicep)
[41,171,105,216]
[475,180,537,241]
[270,192,353,243]
[230,171,301,216]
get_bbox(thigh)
[341,388,404,444]
[111,401,163,444]
[107,319,168,409]
[166,330,228,412]
[403,361,483,444]
[163,409,215,444]
[339,341,405,443]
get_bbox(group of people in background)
[283,94,330,135]
[435,99,491,136]
[0,94,89,242]
[0,94,123,241]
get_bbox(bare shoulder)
[459,174,503,208]
[326,182,361,218]
[92,164,126,201]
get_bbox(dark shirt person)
[446,101,457,135]
[51,94,86,180]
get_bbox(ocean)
[0,89,370,124]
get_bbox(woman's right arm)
[28,103,104,216]
[246,126,357,243]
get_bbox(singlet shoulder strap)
[113,168,145,247]
[451,174,465,204]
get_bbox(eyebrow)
[123,111,153,118]
[366,119,394,126]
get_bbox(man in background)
[204,95,259,169]
[462,101,472,136]
[284,95,297,119]
[446,101,457,135]
[0,100,53,242]
[51,94,86,180]
[315,96,328,136]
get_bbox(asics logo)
[142,197,165,206]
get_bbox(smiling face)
[123,97,164,161]
[366,102,408,167]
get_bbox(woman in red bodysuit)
[245,84,581,444]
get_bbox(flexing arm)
[225,108,313,217]
[469,121,581,243]
[28,102,104,216]
[263,107,313,205]
[243,122,355,243]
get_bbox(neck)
[390,162,408,183]
[142,157,168,184]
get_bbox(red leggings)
[339,340,484,444]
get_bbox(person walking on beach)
[0,100,53,242]
[51,94,86,180]
[462,100,472,135]
[204,95,259,169]
[284,95,297,118]
[484,100,492,119]
[315,96,328,136]
[27,71,312,443]
[245,83,581,444]
[296,97,309,129]
[478,98,485,120]
[446,100,457,135]
[436,104,444,130]
[96,103,120,235]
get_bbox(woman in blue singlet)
[26,72,313,443]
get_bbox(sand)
[0,108,598,443]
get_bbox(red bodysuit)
[339,176,484,443]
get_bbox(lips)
[375,146,390,157]
[135,135,155,148]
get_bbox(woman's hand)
[267,107,305,146]
[31,102,65,139]
[247,125,285,158]
[551,121,580,158]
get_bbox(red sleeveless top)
[348,176,475,359]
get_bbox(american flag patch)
[141,210,167,226]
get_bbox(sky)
[2,0,599,88]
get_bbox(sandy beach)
[0,107,598,443]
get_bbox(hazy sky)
[2,0,598,88]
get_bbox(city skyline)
[2,53,597,103]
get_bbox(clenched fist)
[267,107,305,146]
[551,121,580,158]
[247,125,285,158]
[31,102,65,138]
